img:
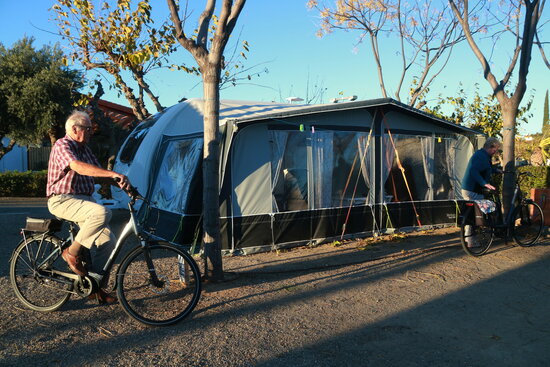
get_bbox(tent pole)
[373,107,383,236]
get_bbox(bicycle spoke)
[117,243,201,326]
[512,202,544,247]
[10,236,72,312]
[460,206,493,257]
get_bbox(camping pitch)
[112,98,484,254]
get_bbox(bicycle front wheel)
[512,201,544,247]
[10,235,72,312]
[460,206,494,257]
[117,242,202,326]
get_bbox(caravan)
[112,98,484,254]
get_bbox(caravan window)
[150,137,203,214]
[270,130,371,212]
[118,114,160,164]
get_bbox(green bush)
[517,166,550,194]
[493,165,550,197]
[0,170,47,197]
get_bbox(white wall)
[0,137,27,172]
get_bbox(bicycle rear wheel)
[117,242,201,326]
[10,235,72,312]
[460,206,494,256]
[512,202,544,247]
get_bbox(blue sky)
[0,1,548,135]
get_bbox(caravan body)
[113,98,483,254]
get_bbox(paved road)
[0,198,128,277]
[0,198,51,276]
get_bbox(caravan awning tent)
[113,98,484,254]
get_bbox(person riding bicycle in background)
[461,137,502,247]
[46,110,131,304]
[461,137,502,199]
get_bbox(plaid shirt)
[47,135,100,197]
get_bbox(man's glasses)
[75,124,92,132]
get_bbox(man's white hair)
[65,110,91,132]
[483,137,501,150]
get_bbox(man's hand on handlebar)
[484,183,496,191]
[113,176,142,199]
[112,173,131,191]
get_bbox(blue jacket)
[461,148,496,194]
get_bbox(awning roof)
[226,98,482,135]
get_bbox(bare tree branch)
[197,0,216,48]
[535,30,550,68]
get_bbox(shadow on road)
[2,227,549,366]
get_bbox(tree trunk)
[500,103,518,216]
[201,66,224,281]
[48,128,57,146]
[114,75,149,121]
[133,71,164,113]
[370,34,388,99]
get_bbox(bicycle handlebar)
[113,177,143,200]
[501,170,533,177]
[482,187,498,195]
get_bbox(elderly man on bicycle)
[46,110,131,304]
[461,137,502,247]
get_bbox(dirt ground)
[1,202,550,367]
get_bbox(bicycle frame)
[484,171,531,238]
[98,195,168,290]
[99,201,139,279]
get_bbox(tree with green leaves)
[52,0,257,123]
[423,84,534,137]
[52,0,181,121]
[449,0,545,215]
[167,0,246,281]
[0,37,83,159]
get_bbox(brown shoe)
[88,289,117,305]
[61,248,87,276]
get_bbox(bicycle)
[459,170,544,257]
[9,185,202,326]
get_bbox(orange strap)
[381,112,422,227]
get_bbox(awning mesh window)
[270,131,308,212]
[270,130,372,212]
[434,137,457,200]
[384,134,457,202]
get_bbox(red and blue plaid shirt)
[47,135,100,197]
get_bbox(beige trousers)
[48,194,115,276]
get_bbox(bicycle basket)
[24,217,63,232]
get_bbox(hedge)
[0,171,47,197]
[490,165,549,197]
[517,166,550,193]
